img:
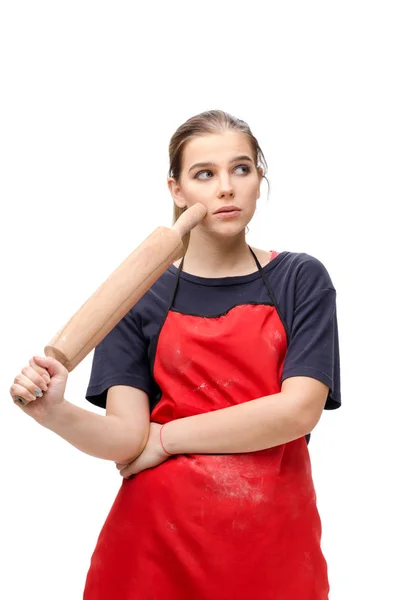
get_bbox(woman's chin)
[209,224,247,238]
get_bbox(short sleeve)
[281,256,341,410]
[85,309,152,409]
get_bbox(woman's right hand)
[9,356,69,424]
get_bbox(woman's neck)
[174,232,270,278]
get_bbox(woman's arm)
[162,377,329,455]
[41,385,150,463]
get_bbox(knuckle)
[29,358,43,373]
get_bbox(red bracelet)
[160,423,172,456]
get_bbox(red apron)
[83,249,329,599]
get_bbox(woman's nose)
[216,176,234,198]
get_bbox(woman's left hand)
[115,422,171,478]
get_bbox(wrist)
[159,423,173,456]
[39,398,67,429]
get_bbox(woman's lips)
[213,210,241,219]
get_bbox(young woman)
[10,110,341,599]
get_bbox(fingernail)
[34,389,43,398]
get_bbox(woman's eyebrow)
[188,155,254,173]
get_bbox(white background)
[1,1,396,598]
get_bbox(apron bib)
[84,248,329,600]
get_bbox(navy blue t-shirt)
[86,251,341,432]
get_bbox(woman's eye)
[195,170,212,180]
[195,164,251,180]
[235,165,250,175]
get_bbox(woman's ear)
[167,177,187,209]
[256,167,264,199]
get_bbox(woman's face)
[168,131,263,237]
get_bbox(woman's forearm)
[161,391,311,455]
[40,400,147,463]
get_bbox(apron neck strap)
[168,246,267,311]
[248,246,262,271]
[166,256,184,313]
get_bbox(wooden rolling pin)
[42,203,207,371]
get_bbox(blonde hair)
[168,110,270,254]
